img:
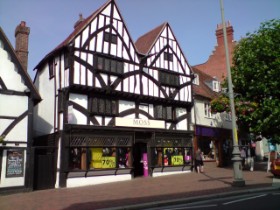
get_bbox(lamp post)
[219,0,245,186]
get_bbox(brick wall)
[194,22,235,81]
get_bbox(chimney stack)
[215,21,234,46]
[74,14,85,29]
[15,21,30,71]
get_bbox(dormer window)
[212,81,220,92]
[193,74,199,85]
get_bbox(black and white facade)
[33,0,194,188]
[0,27,40,192]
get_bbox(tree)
[211,18,280,144]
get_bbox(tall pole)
[219,0,245,186]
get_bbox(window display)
[151,147,192,167]
[69,147,132,170]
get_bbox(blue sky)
[0,0,279,79]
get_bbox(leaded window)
[94,55,124,75]
[90,97,117,115]
[159,71,179,87]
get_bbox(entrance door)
[133,142,147,177]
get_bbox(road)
[143,191,280,210]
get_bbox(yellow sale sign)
[171,155,183,165]
[101,157,116,168]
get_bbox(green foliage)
[231,18,280,143]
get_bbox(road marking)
[223,194,267,205]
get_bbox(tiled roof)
[192,67,219,100]
[135,22,167,55]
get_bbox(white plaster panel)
[105,117,112,126]
[100,73,108,86]
[134,75,140,94]
[102,4,111,16]
[82,27,89,46]
[113,5,121,20]
[0,49,27,92]
[90,18,97,34]
[96,33,102,52]
[72,109,87,125]
[98,15,104,28]
[103,42,109,54]
[33,64,55,136]
[89,38,96,51]
[69,93,88,109]
[0,95,27,116]
[123,79,128,92]
[176,108,186,118]
[88,71,93,87]
[111,44,117,56]
[119,100,135,113]
[0,119,11,134]
[73,61,80,84]
[117,22,123,36]
[64,69,69,87]
[117,38,122,57]
[81,66,86,85]
[5,117,27,141]
[176,119,187,130]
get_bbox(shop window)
[151,147,192,167]
[69,147,132,170]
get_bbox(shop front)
[59,125,193,188]
[194,125,232,167]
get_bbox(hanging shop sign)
[6,150,24,177]
[115,117,165,129]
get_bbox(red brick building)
[194,21,235,81]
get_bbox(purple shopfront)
[194,125,232,166]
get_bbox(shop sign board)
[6,149,24,177]
[115,117,165,129]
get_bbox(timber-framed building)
[33,0,194,189]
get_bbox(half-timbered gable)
[136,22,193,103]
[135,23,193,132]
[0,26,40,191]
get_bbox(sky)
[0,0,279,80]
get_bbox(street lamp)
[219,0,245,186]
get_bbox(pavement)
[0,161,279,210]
